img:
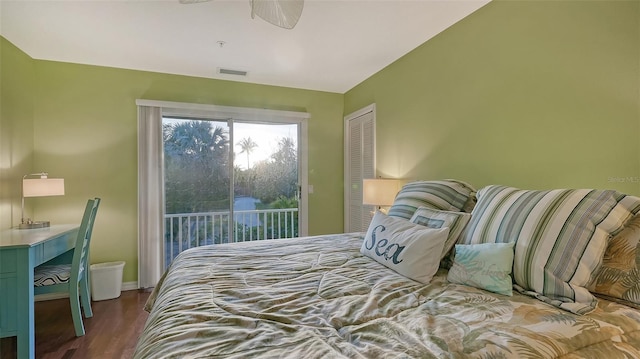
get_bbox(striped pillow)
[388,179,476,220]
[462,185,640,315]
[410,207,471,260]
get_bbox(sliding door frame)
[137,99,310,278]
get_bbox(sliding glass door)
[162,117,302,266]
[233,122,300,241]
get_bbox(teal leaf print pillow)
[447,242,515,296]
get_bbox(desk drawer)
[40,232,76,265]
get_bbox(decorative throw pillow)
[387,179,476,220]
[410,207,471,259]
[361,211,449,284]
[447,242,515,296]
[588,213,640,308]
[461,185,640,315]
[461,192,477,213]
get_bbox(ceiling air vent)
[217,68,248,76]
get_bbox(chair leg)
[80,275,93,318]
[69,284,85,336]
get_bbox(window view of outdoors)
[163,118,299,266]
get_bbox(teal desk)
[0,224,79,359]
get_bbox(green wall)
[3,0,639,284]
[0,40,344,282]
[345,0,640,195]
[0,37,35,231]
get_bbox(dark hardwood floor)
[0,290,151,359]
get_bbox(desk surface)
[0,224,79,248]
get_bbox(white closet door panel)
[344,105,375,233]
[348,119,363,231]
[362,117,375,180]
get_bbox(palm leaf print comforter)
[134,233,640,358]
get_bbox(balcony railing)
[164,208,299,267]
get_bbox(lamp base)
[18,221,50,230]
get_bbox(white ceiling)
[0,0,489,94]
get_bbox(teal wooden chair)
[33,198,101,337]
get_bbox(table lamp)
[362,178,401,214]
[19,172,65,229]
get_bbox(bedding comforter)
[134,233,640,358]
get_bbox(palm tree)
[237,137,258,170]
[163,120,230,213]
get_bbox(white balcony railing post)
[164,208,298,268]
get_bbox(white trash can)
[90,261,125,301]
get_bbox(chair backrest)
[70,198,101,284]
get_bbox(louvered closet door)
[344,105,375,232]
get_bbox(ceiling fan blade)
[250,0,304,30]
[179,0,212,4]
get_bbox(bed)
[134,181,640,358]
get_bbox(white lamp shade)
[23,178,65,197]
[363,179,401,206]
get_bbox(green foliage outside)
[251,137,299,204]
[163,120,230,214]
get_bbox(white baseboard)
[121,281,139,291]
[34,281,139,302]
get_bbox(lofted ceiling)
[0,0,489,94]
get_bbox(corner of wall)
[0,36,36,230]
